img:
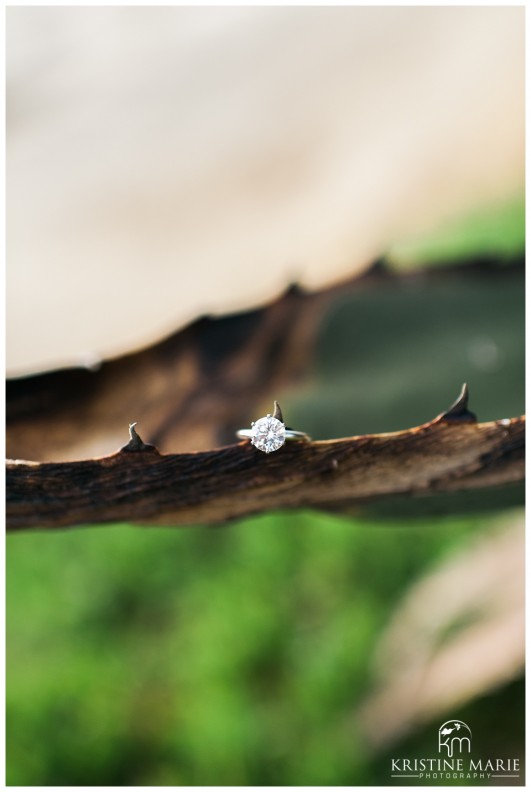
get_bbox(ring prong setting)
[251,413,286,454]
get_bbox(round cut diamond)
[251,415,286,453]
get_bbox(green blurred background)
[7,204,524,786]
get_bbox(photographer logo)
[390,718,520,783]
[438,720,471,757]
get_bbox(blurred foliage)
[388,194,524,267]
[288,263,524,441]
[7,511,523,785]
[7,197,525,785]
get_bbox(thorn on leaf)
[437,383,477,424]
[273,401,284,422]
[120,422,159,454]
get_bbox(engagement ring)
[236,402,311,453]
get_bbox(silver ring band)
[236,428,311,442]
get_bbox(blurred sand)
[7,6,524,374]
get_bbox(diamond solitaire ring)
[236,401,311,454]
